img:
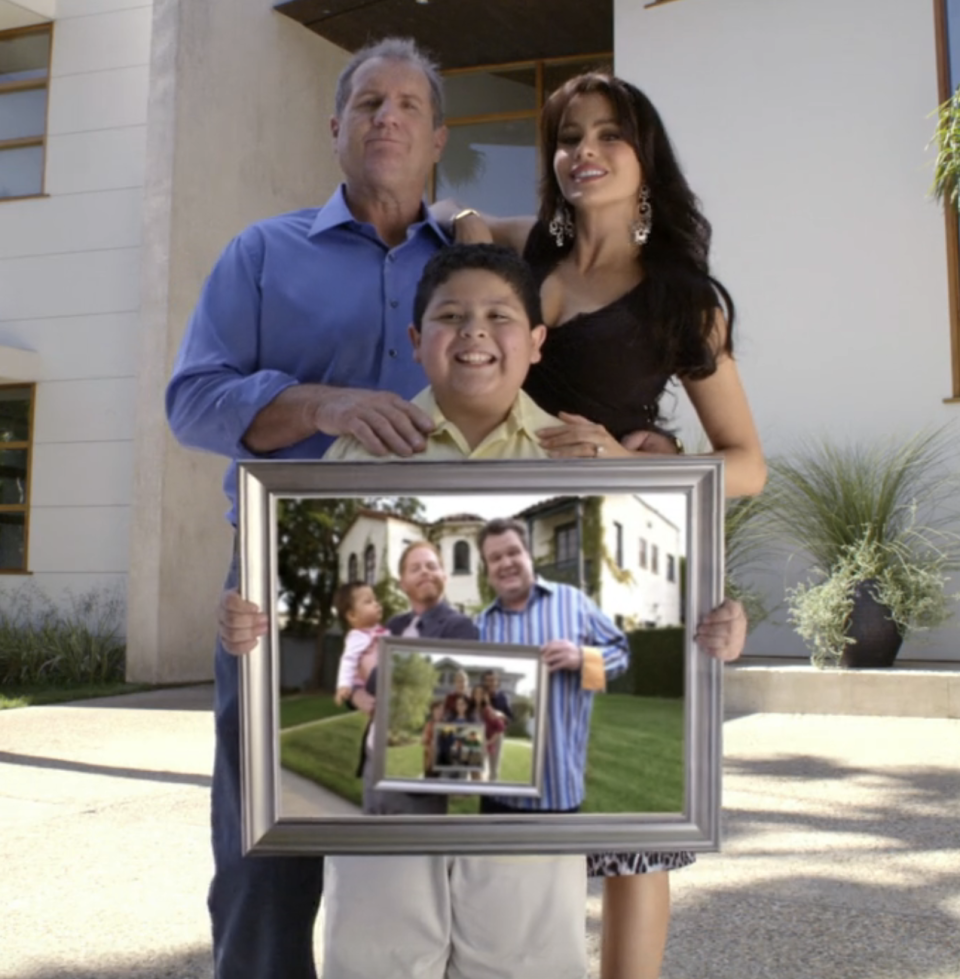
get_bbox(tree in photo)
[388,652,438,745]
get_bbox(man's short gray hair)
[334,37,445,128]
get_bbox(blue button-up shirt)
[476,578,630,811]
[165,185,448,522]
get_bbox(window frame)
[0,23,53,204]
[935,0,960,400]
[651,543,660,575]
[434,52,612,202]
[363,543,376,585]
[554,520,578,565]
[0,382,35,574]
[452,538,471,574]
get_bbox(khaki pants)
[322,853,587,979]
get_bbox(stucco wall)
[0,0,153,609]
[616,0,959,659]
[126,0,347,681]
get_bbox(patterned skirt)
[587,850,696,877]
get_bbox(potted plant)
[724,494,771,633]
[759,429,960,669]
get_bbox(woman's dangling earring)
[549,202,575,247]
[630,184,653,246]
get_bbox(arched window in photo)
[347,552,358,581]
[363,544,376,584]
[453,539,471,574]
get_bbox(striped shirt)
[476,578,630,811]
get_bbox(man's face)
[483,672,498,694]
[410,269,546,419]
[481,530,535,609]
[331,57,447,198]
[399,545,447,608]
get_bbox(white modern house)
[518,494,681,629]
[2,0,959,682]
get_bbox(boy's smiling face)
[409,268,547,428]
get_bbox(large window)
[0,385,34,572]
[0,25,52,202]
[436,55,611,215]
[555,522,578,565]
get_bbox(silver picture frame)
[238,457,724,856]
[369,636,549,798]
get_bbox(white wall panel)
[30,440,134,507]
[615,0,957,659]
[0,188,142,259]
[0,247,140,320]
[47,65,149,134]
[57,1,151,22]
[51,6,153,76]
[0,312,140,380]
[45,126,147,194]
[27,504,129,572]
[32,378,137,443]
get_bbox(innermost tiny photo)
[371,636,548,802]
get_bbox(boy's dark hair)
[334,581,368,629]
[412,243,543,331]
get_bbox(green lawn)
[384,739,534,782]
[0,682,154,711]
[280,693,683,814]
[279,691,344,729]
[582,694,684,813]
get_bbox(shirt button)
[389,299,399,308]
[388,348,398,358]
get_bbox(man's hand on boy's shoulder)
[312,387,435,458]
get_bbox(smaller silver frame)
[370,636,549,798]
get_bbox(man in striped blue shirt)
[475,517,629,814]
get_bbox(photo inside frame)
[273,489,688,820]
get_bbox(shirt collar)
[411,387,549,454]
[490,576,556,613]
[308,184,450,245]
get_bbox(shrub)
[608,627,685,699]
[0,585,126,686]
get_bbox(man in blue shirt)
[474,517,629,813]
[165,37,451,979]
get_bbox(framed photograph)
[369,636,548,798]
[238,457,724,855]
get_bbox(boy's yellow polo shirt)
[324,387,561,462]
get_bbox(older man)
[166,37,451,979]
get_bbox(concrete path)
[1,687,958,978]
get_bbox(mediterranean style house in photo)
[338,495,682,627]
[1,0,958,682]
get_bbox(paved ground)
[1,686,958,979]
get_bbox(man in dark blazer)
[356,540,478,813]
[385,540,478,641]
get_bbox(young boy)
[331,581,388,706]
[324,243,561,462]
[323,245,593,979]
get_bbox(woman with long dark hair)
[439,71,765,979]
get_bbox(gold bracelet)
[451,208,479,225]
